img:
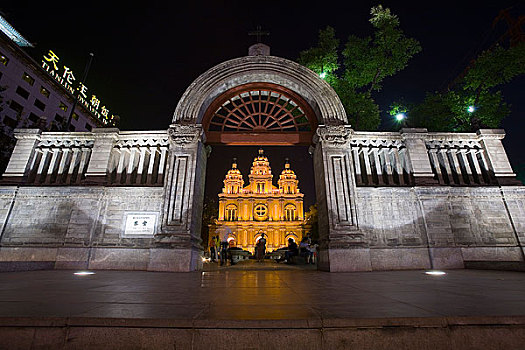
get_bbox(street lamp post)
[65,52,94,131]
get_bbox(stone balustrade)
[350,132,410,186]
[346,128,516,187]
[108,131,169,186]
[2,128,516,189]
[2,128,169,186]
[425,132,492,185]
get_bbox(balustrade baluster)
[147,147,157,184]
[372,148,384,185]
[136,147,147,185]
[352,147,363,185]
[458,149,475,184]
[428,148,444,184]
[45,148,60,184]
[157,146,168,183]
[35,148,49,184]
[448,148,464,184]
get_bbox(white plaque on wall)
[122,212,158,238]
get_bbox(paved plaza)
[1,262,525,349]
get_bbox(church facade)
[216,150,304,252]
[0,43,523,272]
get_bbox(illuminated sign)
[41,50,118,126]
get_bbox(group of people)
[209,232,235,266]
[208,231,317,265]
[282,236,317,264]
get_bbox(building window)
[54,113,64,123]
[40,86,50,98]
[22,72,35,86]
[9,100,23,114]
[34,99,46,111]
[0,53,8,66]
[254,204,268,221]
[15,86,30,99]
[59,102,68,112]
[28,112,40,123]
[225,205,237,221]
[72,112,79,120]
[284,204,297,221]
[256,182,266,193]
[3,116,18,129]
[85,123,92,131]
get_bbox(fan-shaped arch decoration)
[203,83,317,145]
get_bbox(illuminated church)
[216,150,305,252]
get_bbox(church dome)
[278,159,299,194]
[279,159,297,179]
[223,159,244,194]
[226,160,241,176]
[250,149,272,176]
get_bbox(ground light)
[73,271,95,276]
[425,270,446,276]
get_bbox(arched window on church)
[284,204,296,221]
[225,204,237,221]
[256,183,265,193]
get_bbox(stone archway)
[163,50,361,271]
[172,55,347,126]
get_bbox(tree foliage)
[298,5,421,130]
[403,42,524,132]
[200,196,218,249]
[303,204,319,243]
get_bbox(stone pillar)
[477,129,519,185]
[312,125,369,272]
[83,128,119,185]
[2,129,41,183]
[401,128,438,185]
[153,124,207,272]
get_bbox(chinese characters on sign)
[123,212,158,238]
[41,49,118,126]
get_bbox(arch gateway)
[0,44,524,272]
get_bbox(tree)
[200,196,218,249]
[298,5,421,130]
[403,42,524,132]
[303,204,319,243]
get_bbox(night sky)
[2,1,524,207]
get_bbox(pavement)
[1,260,525,349]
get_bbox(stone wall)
[0,186,201,271]
[1,126,524,272]
[339,186,525,271]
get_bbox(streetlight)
[319,72,327,79]
[467,105,476,113]
[395,113,406,122]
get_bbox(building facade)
[0,15,112,134]
[216,150,304,252]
